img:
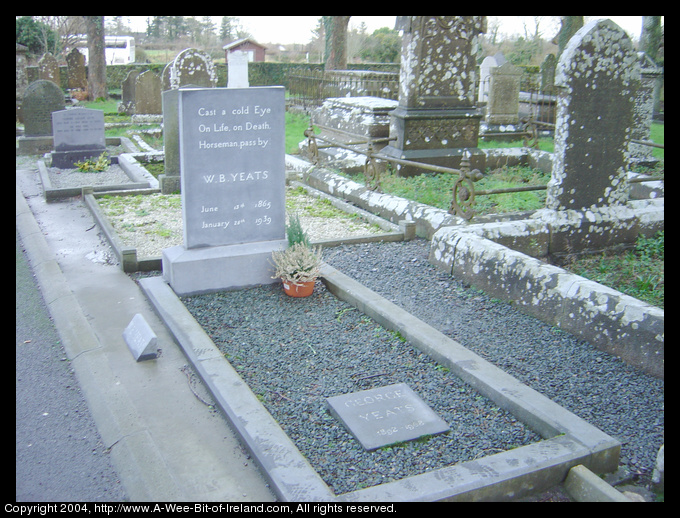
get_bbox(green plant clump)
[74,152,110,172]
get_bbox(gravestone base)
[159,174,181,194]
[381,107,486,176]
[50,146,107,169]
[17,136,53,155]
[162,239,287,296]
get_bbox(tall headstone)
[381,16,487,175]
[66,48,87,91]
[540,53,557,92]
[50,108,106,168]
[162,87,287,295]
[18,79,65,155]
[160,49,219,194]
[134,70,162,115]
[227,50,250,88]
[486,61,522,125]
[477,55,498,104]
[546,19,640,212]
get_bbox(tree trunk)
[84,16,107,100]
[323,16,350,70]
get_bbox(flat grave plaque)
[326,383,449,451]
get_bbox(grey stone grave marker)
[66,48,87,91]
[227,50,250,88]
[50,108,106,168]
[546,19,639,212]
[18,79,65,155]
[134,70,162,115]
[122,313,158,361]
[326,383,449,451]
[162,86,287,295]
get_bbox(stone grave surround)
[381,16,488,175]
[162,86,288,295]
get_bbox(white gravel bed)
[97,189,384,258]
[48,164,133,188]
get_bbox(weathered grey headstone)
[478,55,498,104]
[629,52,663,167]
[37,53,59,83]
[119,69,140,115]
[163,48,218,90]
[486,61,522,125]
[18,79,65,155]
[227,50,249,89]
[162,86,288,295]
[540,53,557,92]
[326,383,449,451]
[134,70,162,115]
[381,16,487,174]
[22,80,65,137]
[546,19,639,211]
[122,313,158,361]
[66,48,87,91]
[50,108,106,168]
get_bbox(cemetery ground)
[17,112,663,502]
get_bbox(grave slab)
[326,383,449,451]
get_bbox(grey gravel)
[180,238,663,496]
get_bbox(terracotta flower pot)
[282,279,315,297]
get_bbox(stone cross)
[546,19,640,211]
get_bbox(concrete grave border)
[140,267,620,502]
[298,161,664,379]
[37,143,155,201]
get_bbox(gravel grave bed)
[180,281,543,496]
[47,164,133,188]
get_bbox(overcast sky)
[121,16,651,45]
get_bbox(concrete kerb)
[140,263,621,502]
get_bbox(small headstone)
[326,383,449,451]
[227,50,250,88]
[66,48,87,91]
[123,314,158,361]
[119,69,140,115]
[486,61,522,125]
[22,80,65,137]
[37,53,59,83]
[134,70,162,115]
[50,108,106,168]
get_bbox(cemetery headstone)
[162,86,288,295]
[37,53,59,83]
[18,79,65,155]
[227,50,250,88]
[122,314,158,361]
[50,108,106,168]
[66,48,87,91]
[163,48,218,90]
[629,52,663,167]
[540,54,557,92]
[326,383,449,451]
[486,61,522,125]
[134,70,162,115]
[381,16,487,174]
[546,19,639,211]
[119,69,140,115]
[478,55,498,104]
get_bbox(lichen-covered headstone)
[134,70,162,115]
[37,53,59,83]
[163,48,218,90]
[22,80,65,137]
[546,19,640,211]
[66,48,87,91]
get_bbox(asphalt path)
[16,229,127,502]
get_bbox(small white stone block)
[123,313,158,361]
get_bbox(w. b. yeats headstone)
[162,86,287,295]
[50,108,106,168]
